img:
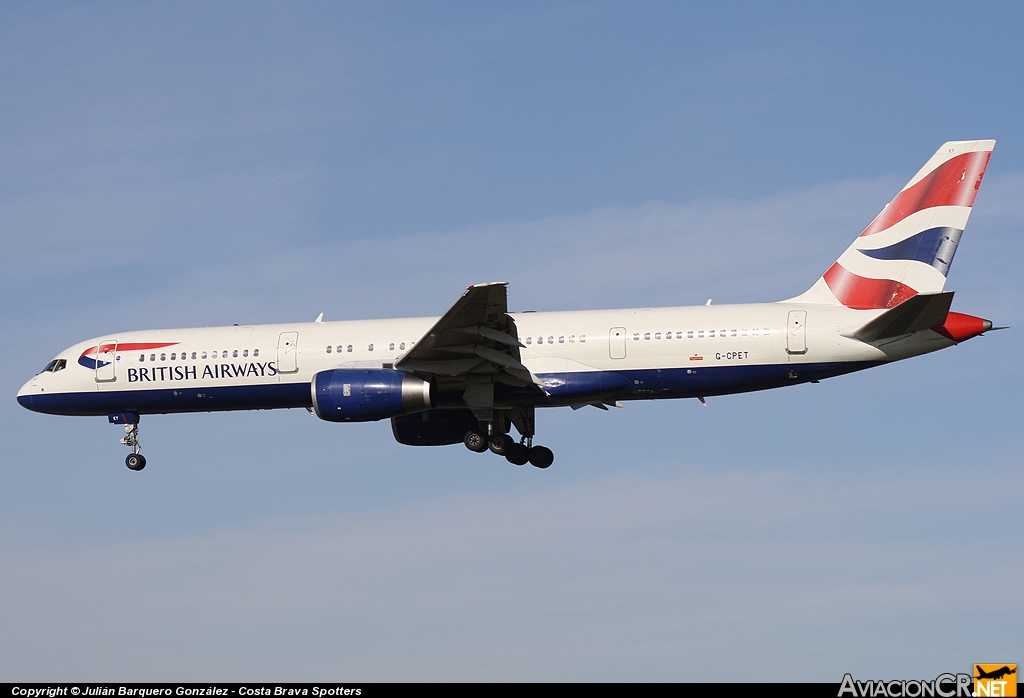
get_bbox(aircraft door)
[609,327,626,359]
[786,311,807,355]
[277,332,299,373]
[95,340,117,382]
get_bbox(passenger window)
[525,337,532,345]
[368,344,374,351]
[400,343,406,350]
[170,353,176,360]
[201,352,207,359]
[558,336,564,344]
[580,335,586,342]
[336,346,343,353]
[708,331,715,338]
[741,330,748,336]
[347,345,353,352]
[687,331,693,339]
[721,330,727,336]
[548,336,554,344]
[698,331,704,338]
[568,335,575,343]
[233,350,238,358]
[389,343,395,351]
[243,350,249,357]
[192,352,197,359]
[160,353,166,361]
[644,333,650,340]
[655,333,661,340]
[254,349,260,357]
[633,333,640,341]
[139,355,145,362]
[326,346,332,353]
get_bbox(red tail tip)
[933,312,991,343]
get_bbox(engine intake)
[311,369,434,422]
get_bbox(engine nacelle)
[311,369,434,422]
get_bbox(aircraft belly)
[22,382,313,416]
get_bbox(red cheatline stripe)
[823,263,918,309]
[860,150,992,237]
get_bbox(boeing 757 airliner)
[18,140,998,470]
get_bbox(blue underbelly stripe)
[20,382,313,416]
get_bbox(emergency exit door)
[609,327,626,359]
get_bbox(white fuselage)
[17,301,953,417]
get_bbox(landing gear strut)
[462,408,554,469]
[119,421,147,471]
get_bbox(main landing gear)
[463,429,554,469]
[117,419,147,471]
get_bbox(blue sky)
[1,1,1022,681]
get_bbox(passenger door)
[277,332,299,373]
[95,340,117,382]
[786,311,807,355]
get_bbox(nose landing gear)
[110,414,147,471]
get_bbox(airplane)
[17,140,998,471]
[975,666,1016,681]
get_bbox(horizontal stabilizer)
[847,292,954,342]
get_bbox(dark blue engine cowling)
[312,369,434,422]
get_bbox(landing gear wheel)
[528,446,554,469]
[488,433,511,456]
[464,431,488,453]
[126,453,147,471]
[505,443,529,466]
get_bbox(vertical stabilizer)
[788,140,995,308]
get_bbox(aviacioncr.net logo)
[839,673,972,698]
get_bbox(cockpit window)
[41,359,67,373]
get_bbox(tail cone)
[934,312,992,343]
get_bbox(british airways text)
[126,362,279,382]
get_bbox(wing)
[395,282,540,390]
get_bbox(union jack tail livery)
[792,140,995,309]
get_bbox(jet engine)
[311,369,434,422]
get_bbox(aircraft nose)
[17,377,35,410]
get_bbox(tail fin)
[789,140,995,309]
